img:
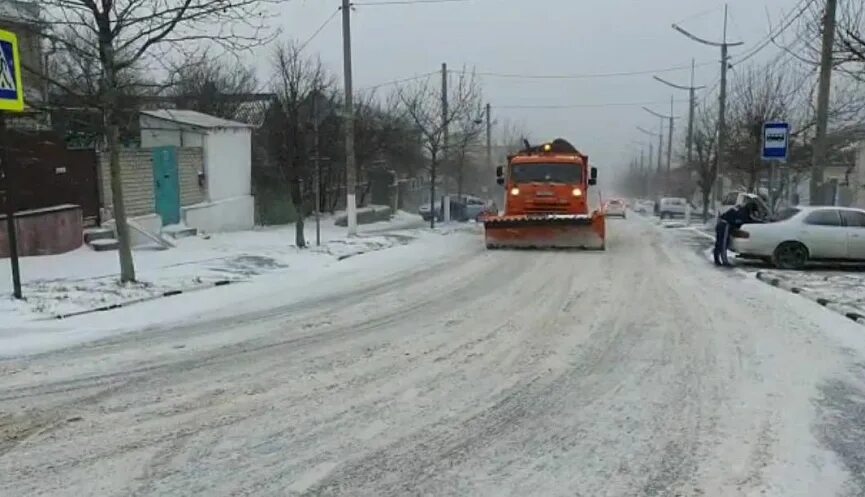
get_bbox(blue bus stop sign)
[762,122,789,161]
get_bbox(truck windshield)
[510,163,582,184]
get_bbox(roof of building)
[141,109,254,130]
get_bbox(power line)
[357,72,437,91]
[496,99,689,110]
[457,61,716,81]
[730,0,814,66]
[354,0,469,5]
[298,7,341,52]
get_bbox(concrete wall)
[204,128,252,201]
[100,147,205,219]
[0,204,83,257]
[182,196,254,233]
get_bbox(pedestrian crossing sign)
[0,30,24,112]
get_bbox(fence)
[7,130,101,224]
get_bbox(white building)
[139,110,254,233]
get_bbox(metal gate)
[8,130,101,224]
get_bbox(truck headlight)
[572,188,583,197]
[510,187,520,196]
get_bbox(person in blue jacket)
[714,201,759,266]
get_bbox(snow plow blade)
[484,213,606,250]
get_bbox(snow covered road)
[2,217,865,496]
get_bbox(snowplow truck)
[484,138,605,250]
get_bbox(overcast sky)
[268,0,804,174]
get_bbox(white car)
[731,206,865,269]
[658,197,688,219]
[605,199,626,218]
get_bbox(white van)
[658,197,688,219]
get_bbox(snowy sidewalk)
[0,212,438,322]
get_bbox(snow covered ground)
[0,212,428,322]
[2,215,865,496]
[755,269,865,317]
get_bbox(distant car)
[633,200,655,215]
[731,206,865,269]
[461,195,489,221]
[418,202,436,221]
[604,199,626,218]
[418,195,491,222]
[658,197,688,219]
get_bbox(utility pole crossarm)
[642,106,675,120]
[653,75,705,91]
[671,24,744,47]
[636,125,659,137]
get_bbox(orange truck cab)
[484,138,606,250]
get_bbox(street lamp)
[673,5,744,203]
[653,60,705,166]
[642,104,676,174]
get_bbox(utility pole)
[654,59,704,165]
[485,103,492,171]
[638,125,661,195]
[341,0,357,235]
[718,9,730,204]
[637,126,660,170]
[674,4,743,203]
[667,96,674,173]
[642,107,674,173]
[0,114,21,299]
[441,62,449,172]
[312,93,322,247]
[657,118,664,174]
[428,62,447,230]
[811,0,838,206]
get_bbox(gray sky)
[271,0,804,172]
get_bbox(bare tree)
[725,65,802,192]
[690,103,719,221]
[450,105,485,198]
[837,1,864,64]
[36,0,281,283]
[498,118,531,154]
[169,53,259,120]
[397,69,482,228]
[269,41,332,248]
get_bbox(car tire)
[772,241,809,270]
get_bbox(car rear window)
[804,209,843,226]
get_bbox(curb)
[755,271,865,325]
[51,279,239,320]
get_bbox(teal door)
[152,147,180,225]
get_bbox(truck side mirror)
[495,165,503,177]
[588,167,598,185]
[496,177,505,185]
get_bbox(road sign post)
[762,122,790,212]
[0,29,25,299]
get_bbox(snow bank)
[0,214,427,323]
